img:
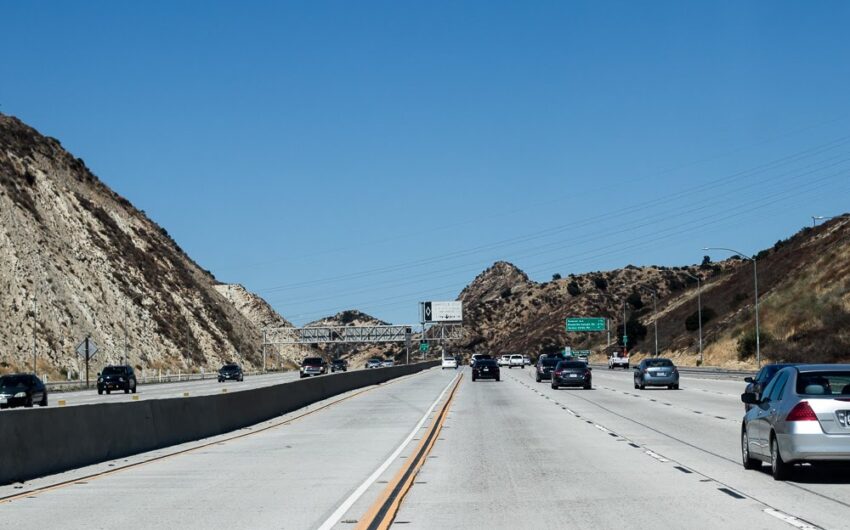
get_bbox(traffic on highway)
[3,356,850,529]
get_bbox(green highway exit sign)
[566,317,606,332]
[419,342,429,353]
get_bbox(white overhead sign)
[424,301,463,322]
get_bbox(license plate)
[655,372,666,377]
[838,410,850,428]
[483,368,489,372]
[569,374,578,378]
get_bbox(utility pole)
[262,329,267,372]
[123,300,128,366]
[32,296,37,373]
[703,247,761,367]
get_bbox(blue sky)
[2,1,849,325]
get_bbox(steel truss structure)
[423,323,465,342]
[263,325,413,345]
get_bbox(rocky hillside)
[0,114,266,377]
[456,215,850,368]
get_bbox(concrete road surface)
[4,366,850,529]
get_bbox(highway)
[3,366,850,529]
[42,371,302,408]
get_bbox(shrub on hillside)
[594,277,608,291]
[567,281,581,296]
[685,307,716,331]
[616,319,648,347]
[626,292,643,309]
[737,330,772,360]
[552,273,562,281]
[500,287,512,299]
[731,292,749,307]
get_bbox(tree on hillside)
[567,281,581,296]
[552,273,562,281]
[615,319,647,347]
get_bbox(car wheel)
[132,382,137,393]
[634,382,639,389]
[625,365,630,370]
[771,435,791,481]
[25,395,33,408]
[106,388,111,395]
[536,375,541,382]
[742,430,760,470]
[496,376,500,382]
[472,375,477,382]
[584,383,592,390]
[40,393,48,406]
[639,383,645,390]
[125,386,130,394]
[673,383,679,390]
[551,383,558,390]
[98,388,103,395]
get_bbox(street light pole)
[684,272,703,365]
[703,247,761,367]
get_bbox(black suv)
[97,365,137,394]
[218,363,244,382]
[0,374,48,408]
[331,359,348,373]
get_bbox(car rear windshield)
[541,359,558,367]
[476,360,497,366]
[222,364,238,370]
[796,371,850,396]
[645,359,674,368]
[302,358,323,366]
[102,366,125,375]
[0,375,30,388]
[556,361,586,369]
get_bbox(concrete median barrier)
[0,361,438,485]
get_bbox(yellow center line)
[355,373,463,530]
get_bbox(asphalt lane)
[0,368,455,529]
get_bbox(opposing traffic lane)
[44,371,302,408]
[0,367,455,529]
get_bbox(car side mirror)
[744,376,754,383]
[97,372,101,376]
[741,392,759,405]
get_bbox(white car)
[509,354,525,369]
[608,352,629,369]
[523,355,531,366]
[498,355,510,367]
[442,356,458,369]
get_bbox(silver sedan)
[741,364,850,480]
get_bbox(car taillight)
[786,401,818,422]
[554,370,561,376]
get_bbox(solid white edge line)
[316,371,460,530]
[763,508,821,530]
